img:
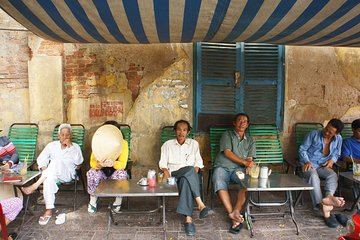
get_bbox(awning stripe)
[203,0,230,41]
[9,0,66,42]
[1,0,359,47]
[123,1,148,43]
[264,1,329,43]
[223,0,264,42]
[285,0,359,45]
[181,0,201,42]
[154,0,169,43]
[93,0,128,43]
[245,0,297,42]
[35,0,85,42]
[309,18,360,45]
[64,0,108,43]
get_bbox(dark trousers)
[171,166,200,217]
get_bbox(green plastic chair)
[160,125,203,200]
[294,122,324,174]
[52,124,85,211]
[248,124,285,167]
[118,123,132,179]
[208,125,235,208]
[8,123,39,168]
[341,123,352,140]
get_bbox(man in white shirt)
[22,124,83,225]
[159,120,211,236]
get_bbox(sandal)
[229,222,243,234]
[38,215,52,225]
[88,203,97,214]
[8,232,18,240]
[111,204,121,213]
[55,213,66,225]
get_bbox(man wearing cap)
[22,124,83,225]
[0,128,19,172]
[159,120,211,236]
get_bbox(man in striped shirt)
[0,128,19,172]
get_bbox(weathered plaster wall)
[0,9,30,134]
[284,46,360,163]
[62,43,193,174]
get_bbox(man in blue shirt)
[299,118,344,227]
[342,119,360,163]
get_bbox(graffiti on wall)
[89,101,123,117]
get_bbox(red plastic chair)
[0,203,8,240]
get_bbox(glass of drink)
[353,164,360,176]
[250,166,260,179]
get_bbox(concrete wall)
[283,46,360,163]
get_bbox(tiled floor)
[7,181,354,240]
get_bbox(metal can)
[167,177,176,185]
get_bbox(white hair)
[58,123,72,134]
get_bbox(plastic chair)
[118,123,132,179]
[8,123,39,169]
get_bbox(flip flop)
[8,232,18,240]
[39,215,52,225]
[55,213,66,225]
[88,203,97,214]
[229,222,243,234]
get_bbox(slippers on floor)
[8,232,18,240]
[39,215,52,225]
[229,223,243,234]
[335,213,349,227]
[199,207,213,219]
[55,213,66,225]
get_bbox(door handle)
[234,71,241,89]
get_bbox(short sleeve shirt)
[213,130,256,171]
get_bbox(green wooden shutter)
[242,43,284,125]
[197,42,239,113]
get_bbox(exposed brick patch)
[0,31,30,89]
[36,40,64,56]
[89,101,123,117]
[125,63,144,101]
[64,48,102,102]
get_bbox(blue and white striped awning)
[1,0,359,47]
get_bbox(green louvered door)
[195,42,284,130]
[242,43,284,125]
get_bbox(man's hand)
[242,158,254,168]
[0,161,10,172]
[322,160,334,169]
[303,161,313,172]
[62,139,73,147]
[162,168,170,180]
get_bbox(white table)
[240,174,313,237]
[95,179,178,239]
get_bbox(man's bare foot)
[229,211,244,223]
[321,203,334,218]
[21,185,36,195]
[322,195,345,208]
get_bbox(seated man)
[212,113,255,234]
[342,119,360,164]
[159,120,211,236]
[299,118,344,227]
[22,124,83,225]
[0,128,19,172]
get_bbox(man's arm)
[299,131,314,166]
[193,141,204,172]
[159,143,170,179]
[223,149,253,167]
[72,143,84,166]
